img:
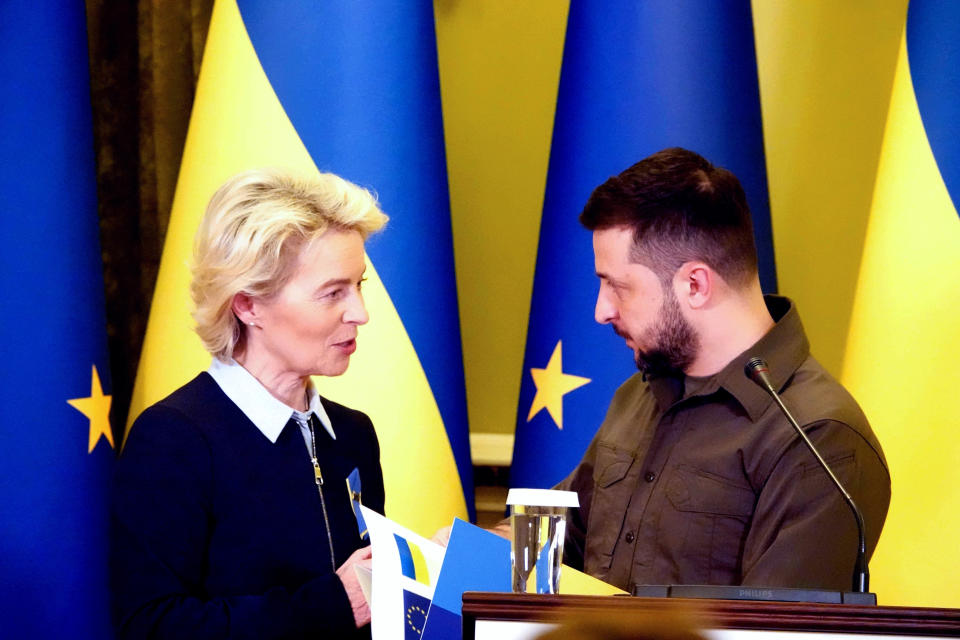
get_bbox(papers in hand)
[353,563,373,606]
[360,506,445,640]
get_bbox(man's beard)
[632,291,699,379]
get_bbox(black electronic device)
[631,584,876,605]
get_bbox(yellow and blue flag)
[842,0,960,608]
[0,1,114,636]
[511,1,776,488]
[127,0,473,536]
[361,506,445,640]
[392,532,434,639]
[394,533,432,587]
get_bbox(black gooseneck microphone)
[744,357,869,593]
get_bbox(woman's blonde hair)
[190,168,387,360]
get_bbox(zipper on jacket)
[310,431,337,573]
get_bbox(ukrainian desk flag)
[842,0,960,608]
[511,1,776,489]
[0,2,114,636]
[126,0,473,535]
[394,533,432,587]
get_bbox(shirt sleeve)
[110,405,361,640]
[556,438,599,572]
[740,419,891,590]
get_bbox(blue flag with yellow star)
[0,2,114,636]
[511,1,776,489]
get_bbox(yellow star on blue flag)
[511,1,774,490]
[526,340,590,430]
[68,365,114,453]
[1,3,115,635]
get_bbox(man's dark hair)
[579,147,758,287]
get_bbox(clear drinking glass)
[507,489,579,594]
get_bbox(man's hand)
[431,525,453,547]
[489,521,511,540]
[431,522,511,548]
[336,546,372,628]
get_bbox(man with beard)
[557,148,890,592]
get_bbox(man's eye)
[609,283,627,299]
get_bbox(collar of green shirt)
[648,295,810,422]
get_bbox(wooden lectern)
[462,592,960,640]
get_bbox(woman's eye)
[323,288,344,300]
[357,277,368,291]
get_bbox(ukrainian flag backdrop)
[510,0,776,490]
[842,0,960,608]
[0,2,114,636]
[126,0,473,536]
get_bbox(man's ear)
[675,261,712,310]
[231,292,259,328]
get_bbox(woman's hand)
[336,545,373,628]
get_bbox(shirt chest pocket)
[660,465,756,584]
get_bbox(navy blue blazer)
[111,373,385,639]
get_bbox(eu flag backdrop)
[127,0,473,535]
[511,1,776,489]
[842,0,960,608]
[0,1,114,636]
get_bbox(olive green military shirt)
[558,296,890,591]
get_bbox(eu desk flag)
[0,1,114,636]
[511,1,775,489]
[127,0,473,535]
[842,0,960,608]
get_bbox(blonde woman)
[112,169,387,639]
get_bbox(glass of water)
[506,489,579,594]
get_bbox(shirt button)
[644,471,656,482]
[625,532,635,543]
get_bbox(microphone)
[744,357,870,593]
